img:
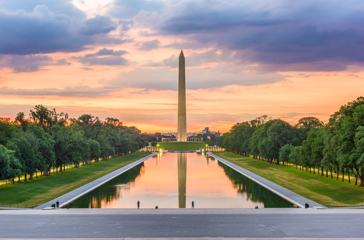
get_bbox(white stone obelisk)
[177,50,187,142]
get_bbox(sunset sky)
[0,0,363,133]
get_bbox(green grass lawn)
[214,152,364,208]
[158,142,206,150]
[0,152,150,208]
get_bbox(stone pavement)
[0,239,361,240]
[1,208,363,215]
[35,152,157,209]
[0,207,29,210]
[208,152,324,209]
[0,209,363,238]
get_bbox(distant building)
[162,132,177,137]
[187,136,203,142]
[202,127,210,134]
[187,132,195,137]
[162,135,177,142]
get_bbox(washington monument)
[177,50,187,142]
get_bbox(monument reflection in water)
[178,152,187,208]
[68,152,294,208]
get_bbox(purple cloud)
[149,0,364,71]
[109,0,164,18]
[74,48,128,66]
[0,4,118,55]
[138,39,160,51]
[0,54,70,72]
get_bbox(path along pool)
[67,152,295,208]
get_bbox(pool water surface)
[68,152,295,208]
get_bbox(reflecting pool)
[68,152,295,208]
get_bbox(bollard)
[305,203,309,209]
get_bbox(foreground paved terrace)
[0,208,363,238]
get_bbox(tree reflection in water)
[68,162,144,208]
[217,161,295,208]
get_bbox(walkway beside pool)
[208,152,324,209]
[35,152,157,210]
[1,208,363,238]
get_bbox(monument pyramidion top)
[179,50,184,58]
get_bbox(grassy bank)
[158,142,206,150]
[214,152,364,208]
[0,152,150,208]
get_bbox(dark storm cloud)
[150,0,364,71]
[109,0,164,18]
[0,55,70,73]
[75,48,128,66]
[0,3,118,55]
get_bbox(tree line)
[0,105,147,182]
[217,97,364,186]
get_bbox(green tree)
[0,119,17,145]
[300,127,325,174]
[249,126,265,159]
[312,128,325,176]
[216,135,225,147]
[354,126,364,185]
[15,112,29,131]
[0,145,22,182]
[323,97,364,184]
[6,134,38,181]
[295,117,324,142]
[29,105,52,130]
[260,119,299,164]
[289,146,302,169]
[26,124,55,176]
[205,140,215,146]
[279,144,294,166]
[50,125,84,174]
[76,114,98,139]
[88,139,101,163]
[30,105,68,130]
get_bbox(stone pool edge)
[35,152,157,210]
[207,152,325,209]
